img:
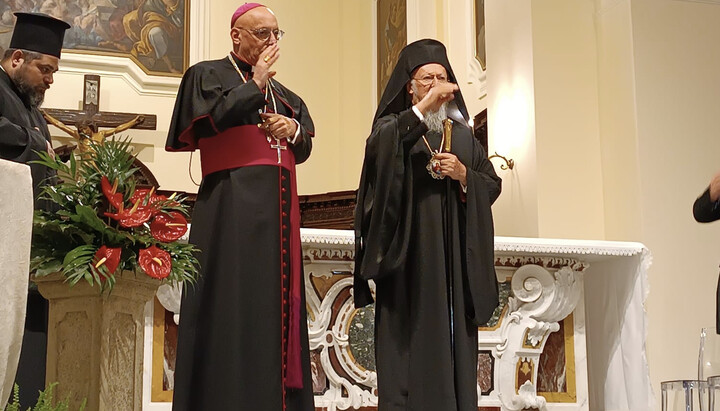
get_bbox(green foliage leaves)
[4,383,87,411]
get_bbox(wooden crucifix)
[43,74,158,141]
[44,74,160,187]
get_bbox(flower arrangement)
[30,138,199,290]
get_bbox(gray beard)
[12,70,45,108]
[424,103,447,134]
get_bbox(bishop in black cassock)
[354,39,502,410]
[165,4,314,410]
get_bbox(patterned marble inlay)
[310,274,350,300]
[538,318,568,393]
[348,305,376,372]
[163,308,178,391]
[478,350,494,395]
[517,358,535,391]
[495,256,587,271]
[481,281,510,329]
[304,248,354,262]
[311,349,329,394]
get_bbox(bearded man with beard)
[0,12,69,208]
[0,12,69,408]
[354,39,502,410]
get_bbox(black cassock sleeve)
[355,110,426,274]
[694,187,720,223]
[0,116,48,162]
[463,137,502,325]
[0,109,55,207]
[353,109,427,306]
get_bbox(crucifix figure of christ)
[42,74,158,149]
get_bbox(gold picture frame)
[377,0,407,99]
[0,0,190,76]
[474,0,486,70]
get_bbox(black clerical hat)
[9,12,71,58]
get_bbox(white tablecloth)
[494,236,654,411]
[0,159,33,408]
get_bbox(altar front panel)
[142,230,652,411]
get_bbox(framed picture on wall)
[377,0,406,99]
[474,0,486,70]
[0,0,190,76]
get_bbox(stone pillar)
[34,271,160,411]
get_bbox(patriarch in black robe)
[0,12,69,408]
[354,39,502,411]
[165,3,314,410]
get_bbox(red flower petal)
[91,245,122,280]
[129,188,167,207]
[138,245,172,279]
[104,200,154,228]
[150,212,188,242]
[101,176,124,209]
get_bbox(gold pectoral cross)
[270,138,287,164]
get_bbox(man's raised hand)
[254,44,279,88]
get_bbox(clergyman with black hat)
[0,12,69,206]
[0,11,69,408]
[353,39,502,410]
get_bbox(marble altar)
[141,229,654,411]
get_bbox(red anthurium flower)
[150,212,188,242]
[101,176,123,209]
[92,245,122,279]
[138,245,172,279]
[104,199,153,228]
[129,187,167,207]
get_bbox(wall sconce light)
[488,152,514,170]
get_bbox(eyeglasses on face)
[412,74,448,86]
[240,27,285,41]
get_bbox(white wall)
[630,0,720,398]
[595,0,645,241]
[532,0,605,239]
[485,0,540,237]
